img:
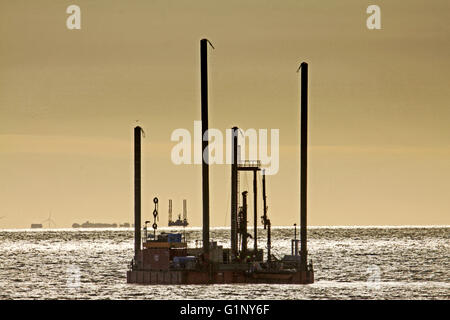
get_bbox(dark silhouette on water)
[72,221,119,228]
[230,130,265,261]
[168,199,189,227]
[230,127,238,257]
[127,39,314,284]
[298,62,309,271]
[134,126,143,268]
[200,38,214,262]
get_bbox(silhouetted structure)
[168,199,189,227]
[127,41,314,285]
[229,129,264,261]
[299,62,308,270]
[200,38,214,262]
[230,127,238,258]
[134,126,143,268]
[261,170,271,261]
[72,221,118,228]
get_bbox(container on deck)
[173,256,197,270]
[167,233,182,243]
[141,248,170,271]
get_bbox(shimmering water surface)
[0,226,448,299]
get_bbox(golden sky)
[1,0,449,228]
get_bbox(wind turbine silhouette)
[41,212,56,228]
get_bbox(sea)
[0,226,448,300]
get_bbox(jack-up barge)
[127,39,314,285]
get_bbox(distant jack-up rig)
[127,39,314,285]
[168,199,189,227]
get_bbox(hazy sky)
[1,0,449,228]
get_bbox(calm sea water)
[0,226,448,300]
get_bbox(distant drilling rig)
[127,39,314,285]
[168,199,189,227]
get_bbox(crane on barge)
[127,39,314,284]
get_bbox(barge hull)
[127,270,314,285]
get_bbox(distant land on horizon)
[0,224,448,231]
